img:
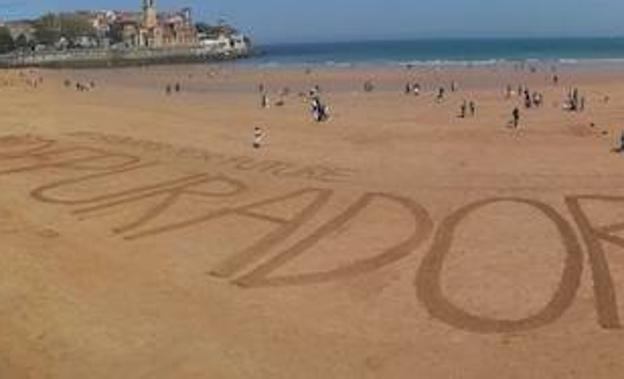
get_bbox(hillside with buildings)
[0,0,251,67]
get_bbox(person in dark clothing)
[512,107,520,128]
[436,87,445,102]
[253,127,265,149]
[524,90,532,108]
[261,93,269,108]
[311,96,329,122]
[469,101,476,117]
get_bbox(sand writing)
[28,160,434,288]
[0,136,141,175]
[66,131,358,184]
[416,198,584,334]
[216,192,434,288]
[33,168,248,236]
[566,195,624,329]
[2,134,624,334]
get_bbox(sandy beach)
[2,63,624,378]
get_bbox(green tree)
[33,12,96,46]
[33,13,61,46]
[0,27,15,54]
[108,22,124,44]
[59,13,96,40]
[195,22,238,38]
[14,34,29,50]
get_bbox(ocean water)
[244,38,624,67]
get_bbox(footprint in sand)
[36,228,60,239]
[0,208,20,233]
[0,208,59,238]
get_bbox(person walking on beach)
[413,83,421,96]
[512,107,520,129]
[436,87,445,102]
[618,130,624,153]
[253,127,265,149]
[469,101,476,117]
[524,90,532,109]
[311,96,329,122]
[451,81,458,92]
[405,82,412,95]
[174,83,181,93]
[261,93,269,108]
[532,92,542,108]
[459,100,467,118]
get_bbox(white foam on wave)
[243,56,624,69]
[396,59,505,67]
[324,61,354,68]
[256,61,282,68]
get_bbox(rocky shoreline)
[0,46,251,69]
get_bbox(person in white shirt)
[253,127,265,149]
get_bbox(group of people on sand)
[522,87,544,109]
[505,84,543,108]
[504,78,592,130]
[258,84,288,109]
[502,83,546,129]
[257,82,330,123]
[248,70,614,152]
[27,75,43,89]
[564,88,585,112]
[165,82,181,95]
[459,100,477,118]
[436,81,459,102]
[252,82,333,150]
[404,82,422,96]
[0,70,43,89]
[403,80,466,104]
[64,79,95,92]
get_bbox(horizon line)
[258,35,624,46]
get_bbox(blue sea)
[244,38,624,67]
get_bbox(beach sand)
[2,63,624,378]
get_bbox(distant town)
[0,0,252,67]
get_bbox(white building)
[198,33,250,55]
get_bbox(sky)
[2,0,624,44]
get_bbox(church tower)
[142,0,157,29]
